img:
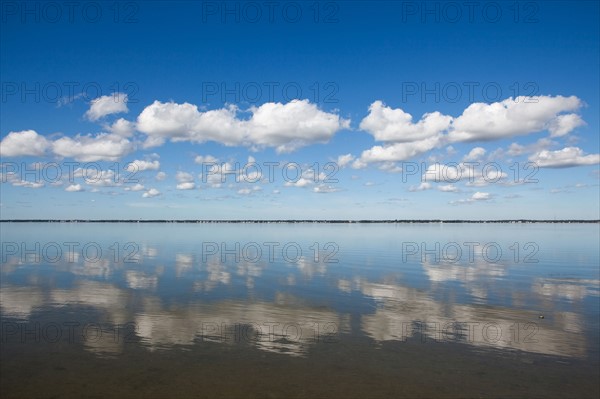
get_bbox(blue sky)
[1,0,598,219]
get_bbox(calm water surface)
[1,223,599,398]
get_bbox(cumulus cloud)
[136,99,350,153]
[529,147,600,168]
[463,147,486,161]
[359,101,452,142]
[505,138,555,157]
[438,184,459,192]
[281,168,327,189]
[12,180,44,189]
[106,118,136,137]
[124,183,145,192]
[408,182,432,192]
[422,163,463,182]
[246,100,350,152]
[237,186,261,195]
[356,95,586,166]
[52,133,133,162]
[358,135,443,163]
[284,177,314,188]
[378,161,402,173]
[336,153,355,168]
[72,167,122,187]
[449,95,582,142]
[65,184,84,192]
[450,191,492,205]
[176,182,196,190]
[126,159,160,172]
[176,171,194,183]
[420,162,508,187]
[176,171,195,190]
[155,172,167,181]
[0,130,50,157]
[472,192,491,200]
[466,172,508,187]
[313,184,340,193]
[351,158,367,169]
[85,93,129,121]
[547,114,586,137]
[142,188,161,198]
[194,154,219,164]
[197,161,237,188]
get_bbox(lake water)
[1,222,599,398]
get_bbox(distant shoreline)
[1,219,599,224]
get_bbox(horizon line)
[1,219,599,224]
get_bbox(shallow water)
[1,223,599,398]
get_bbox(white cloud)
[197,161,237,188]
[136,99,349,153]
[194,154,219,164]
[463,147,486,161]
[422,163,462,182]
[467,175,508,187]
[124,183,145,192]
[85,93,129,121]
[246,100,350,153]
[176,171,194,183]
[155,172,167,181]
[0,130,50,157]
[303,169,326,183]
[504,138,555,157]
[1,127,134,163]
[351,158,367,169]
[237,186,261,195]
[421,163,507,186]
[529,147,600,168]
[359,101,451,142]
[176,182,196,190]
[175,171,195,190]
[126,159,160,172]
[142,188,161,198]
[465,170,508,187]
[378,161,403,173]
[72,167,121,187]
[408,182,431,192]
[438,184,459,192]
[136,101,222,146]
[106,118,135,137]
[548,114,586,137]
[12,180,44,189]
[336,153,355,168]
[506,143,526,157]
[472,192,491,200]
[355,95,585,166]
[313,184,340,193]
[52,133,133,162]
[65,184,84,192]
[284,177,313,188]
[358,135,443,163]
[450,191,492,205]
[450,95,582,142]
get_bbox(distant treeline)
[1,219,599,224]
